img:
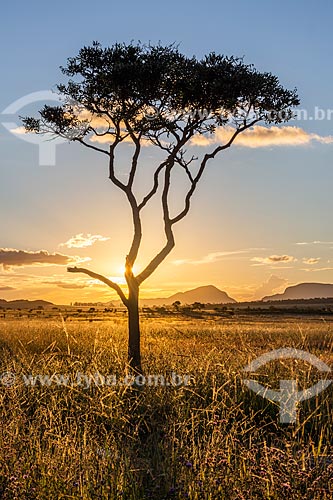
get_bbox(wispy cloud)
[89,123,333,149]
[42,280,87,289]
[302,257,321,265]
[172,248,262,266]
[59,233,110,249]
[90,134,151,146]
[191,125,333,148]
[301,267,333,272]
[0,248,90,270]
[90,134,127,144]
[251,254,296,266]
[0,286,16,291]
[10,126,26,135]
[296,240,333,246]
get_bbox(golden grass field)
[0,313,332,499]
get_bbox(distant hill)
[263,283,333,301]
[140,285,236,306]
[0,299,53,309]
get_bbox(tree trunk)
[127,283,142,373]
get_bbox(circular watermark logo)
[242,348,332,423]
[0,371,16,387]
[1,90,68,166]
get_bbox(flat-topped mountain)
[141,285,236,306]
[263,282,333,301]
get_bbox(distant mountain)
[140,285,236,306]
[263,283,333,301]
[0,299,53,309]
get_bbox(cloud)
[251,254,296,266]
[191,125,333,148]
[252,275,288,300]
[302,257,320,265]
[302,267,333,273]
[60,233,110,249]
[296,241,333,246]
[42,280,87,289]
[78,111,113,129]
[0,286,16,291]
[172,248,263,266]
[0,248,90,270]
[10,126,26,135]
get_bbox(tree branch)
[138,160,167,210]
[108,144,128,192]
[136,128,199,284]
[137,129,195,211]
[74,138,110,156]
[136,161,175,284]
[126,191,142,268]
[107,131,143,270]
[136,120,259,284]
[125,121,142,189]
[171,120,259,225]
[67,266,129,307]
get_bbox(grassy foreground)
[0,315,332,499]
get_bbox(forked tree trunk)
[127,281,142,373]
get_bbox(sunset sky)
[1,0,333,304]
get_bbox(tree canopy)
[24,41,298,145]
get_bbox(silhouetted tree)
[192,302,205,310]
[172,300,181,311]
[23,42,299,372]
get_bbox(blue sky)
[1,0,333,303]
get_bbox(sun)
[115,264,139,277]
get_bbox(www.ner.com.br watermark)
[143,105,333,122]
[2,89,333,167]
[0,371,192,389]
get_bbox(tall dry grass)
[0,316,332,499]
